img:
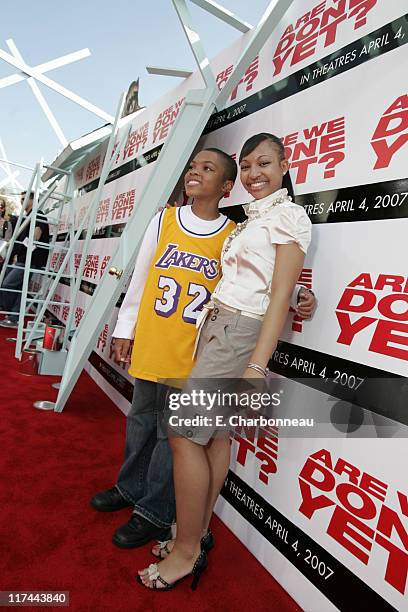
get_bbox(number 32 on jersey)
[154,274,210,324]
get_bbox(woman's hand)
[242,367,265,379]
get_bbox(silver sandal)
[152,540,173,559]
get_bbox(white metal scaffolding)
[22,94,130,359]
[30,0,294,412]
[0,159,74,359]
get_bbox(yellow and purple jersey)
[129,207,235,381]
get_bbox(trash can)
[43,324,65,351]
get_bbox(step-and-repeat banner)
[48,2,408,609]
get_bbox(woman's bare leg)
[140,435,209,587]
[203,436,231,532]
[150,436,231,559]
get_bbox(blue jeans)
[0,263,25,322]
[116,378,175,528]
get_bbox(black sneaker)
[113,513,172,549]
[90,487,133,512]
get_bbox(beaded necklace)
[222,188,289,256]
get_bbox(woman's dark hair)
[203,148,237,182]
[238,132,295,200]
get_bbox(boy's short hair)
[203,148,237,182]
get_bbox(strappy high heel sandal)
[136,550,208,591]
[200,528,214,553]
[152,528,215,559]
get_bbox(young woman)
[137,133,312,591]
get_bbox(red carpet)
[0,326,302,611]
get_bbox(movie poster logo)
[85,155,101,182]
[232,424,278,485]
[299,448,408,595]
[97,323,110,353]
[112,189,135,221]
[122,122,149,161]
[95,198,111,225]
[292,268,313,333]
[283,116,345,184]
[272,0,378,76]
[216,57,259,102]
[371,94,408,169]
[336,273,408,362]
[153,98,184,144]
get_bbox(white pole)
[6,40,68,148]
[0,48,114,123]
[0,48,91,89]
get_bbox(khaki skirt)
[168,302,262,445]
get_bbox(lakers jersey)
[129,206,235,382]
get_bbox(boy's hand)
[296,288,316,320]
[112,337,132,363]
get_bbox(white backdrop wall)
[48,2,408,609]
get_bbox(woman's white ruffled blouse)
[212,189,312,316]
